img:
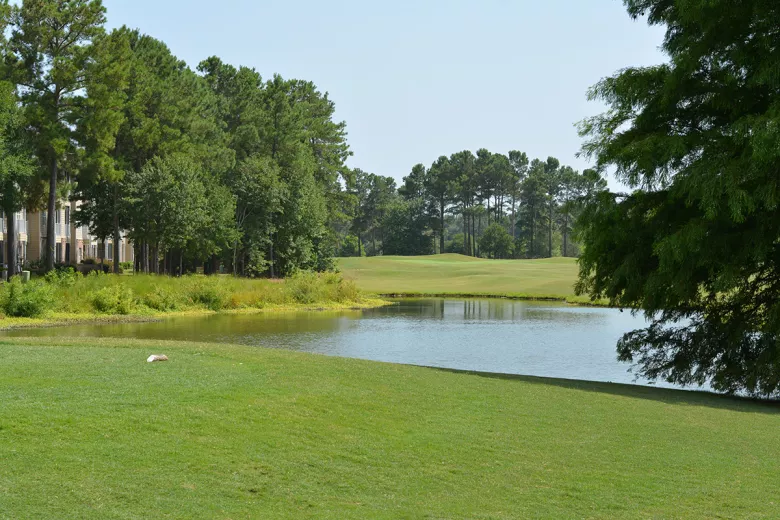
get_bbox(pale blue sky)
[102,0,666,187]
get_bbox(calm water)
[1,298,673,387]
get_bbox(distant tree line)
[342,150,607,259]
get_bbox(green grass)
[1,337,778,519]
[338,254,592,302]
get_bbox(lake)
[0,298,678,388]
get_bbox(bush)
[92,285,135,314]
[0,278,54,317]
[101,261,123,274]
[44,267,81,287]
[187,278,229,311]
[81,258,97,265]
[287,271,323,304]
[120,262,134,272]
[142,286,181,311]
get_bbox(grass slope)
[338,254,584,300]
[1,337,778,519]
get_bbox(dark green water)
[1,298,670,387]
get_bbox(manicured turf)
[338,254,582,300]
[1,337,777,519]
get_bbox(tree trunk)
[46,159,57,271]
[269,232,275,278]
[6,207,16,279]
[548,203,553,258]
[114,187,122,274]
[463,208,469,255]
[440,201,445,254]
[563,213,569,257]
[357,232,362,257]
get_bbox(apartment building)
[1,201,133,269]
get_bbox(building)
[1,201,133,270]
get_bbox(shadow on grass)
[425,366,780,414]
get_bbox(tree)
[0,80,35,278]
[576,0,780,396]
[77,27,131,272]
[10,0,106,272]
[426,155,454,254]
[542,157,561,257]
[508,150,529,241]
[517,160,547,258]
[479,223,513,259]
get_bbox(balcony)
[15,215,27,235]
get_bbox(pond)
[1,298,680,388]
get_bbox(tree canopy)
[576,0,780,397]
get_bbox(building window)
[56,242,62,263]
[65,207,70,226]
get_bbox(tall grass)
[0,270,368,318]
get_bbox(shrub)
[287,271,323,304]
[92,285,135,314]
[101,261,123,274]
[120,262,134,272]
[334,278,360,303]
[44,267,81,287]
[187,278,229,311]
[0,278,54,317]
[142,286,181,311]
[81,258,97,265]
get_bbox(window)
[55,210,60,224]
[56,242,62,263]
[107,242,113,260]
[65,207,70,226]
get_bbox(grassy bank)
[0,271,384,329]
[338,254,598,303]
[0,337,777,518]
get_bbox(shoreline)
[0,298,391,332]
[377,292,612,307]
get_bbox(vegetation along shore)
[0,270,385,330]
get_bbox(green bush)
[142,286,181,311]
[187,278,229,311]
[44,267,81,287]
[120,262,134,272]
[288,271,323,304]
[92,285,135,314]
[1,278,54,317]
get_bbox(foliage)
[4,273,371,318]
[91,285,134,314]
[0,277,53,317]
[576,0,780,397]
[479,223,514,259]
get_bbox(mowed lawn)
[338,254,580,298]
[1,337,778,519]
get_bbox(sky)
[102,0,667,188]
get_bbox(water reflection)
[2,299,667,387]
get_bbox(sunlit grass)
[337,254,603,303]
[0,336,777,519]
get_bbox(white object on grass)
[147,355,169,363]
